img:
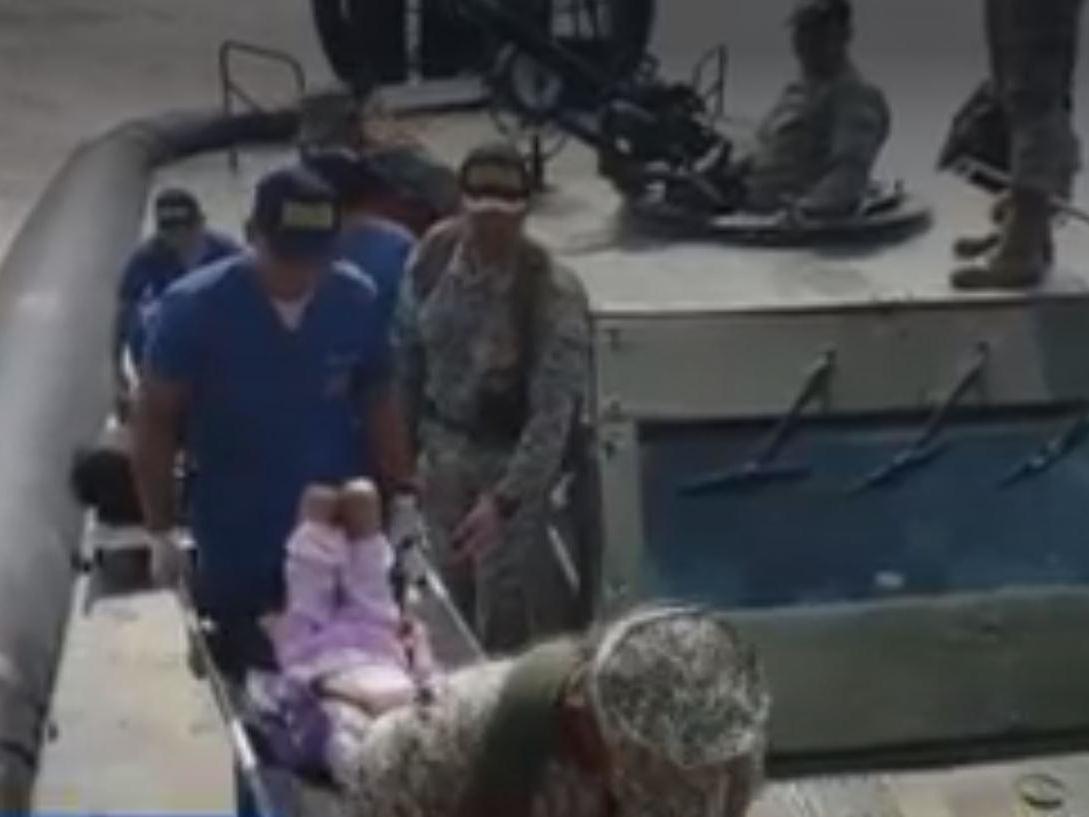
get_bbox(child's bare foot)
[341,479,382,540]
[299,485,340,526]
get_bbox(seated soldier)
[733,0,891,218]
[304,148,417,335]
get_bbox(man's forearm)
[494,393,577,514]
[133,402,180,532]
[367,386,417,493]
[396,364,424,457]
[113,305,133,388]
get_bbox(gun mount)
[307,1,737,197]
[310,0,929,241]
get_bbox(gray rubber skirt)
[0,106,296,811]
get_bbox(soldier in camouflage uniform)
[951,0,1084,289]
[395,142,590,653]
[737,0,890,218]
[341,605,771,817]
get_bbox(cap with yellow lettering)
[251,165,341,260]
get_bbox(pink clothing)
[275,521,414,685]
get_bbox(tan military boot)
[951,188,1052,290]
[952,230,1001,260]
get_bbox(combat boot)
[951,187,1052,290]
[952,193,1055,264]
[952,230,1000,260]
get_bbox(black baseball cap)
[788,0,851,28]
[459,142,532,214]
[250,165,341,261]
[154,188,203,231]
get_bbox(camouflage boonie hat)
[588,606,771,816]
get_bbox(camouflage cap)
[587,606,770,816]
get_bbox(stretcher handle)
[175,576,283,817]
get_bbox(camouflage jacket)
[394,218,591,505]
[343,659,607,817]
[745,63,891,214]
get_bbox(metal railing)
[692,43,729,121]
[219,40,307,171]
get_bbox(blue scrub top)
[120,231,241,362]
[335,219,415,336]
[120,230,241,303]
[144,254,391,618]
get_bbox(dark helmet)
[788,0,852,29]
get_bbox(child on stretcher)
[271,479,435,717]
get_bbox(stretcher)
[67,406,575,815]
[175,535,486,817]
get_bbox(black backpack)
[938,80,1010,193]
[70,426,144,527]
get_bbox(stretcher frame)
[175,537,486,817]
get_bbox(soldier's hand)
[387,492,426,550]
[452,494,503,562]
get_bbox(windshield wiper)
[851,342,989,494]
[999,404,1089,488]
[680,350,836,495]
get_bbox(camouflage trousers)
[986,0,1085,196]
[418,421,568,654]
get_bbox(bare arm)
[132,373,187,533]
[367,383,418,495]
[113,301,133,385]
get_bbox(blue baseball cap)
[251,165,341,261]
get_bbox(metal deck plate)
[34,577,232,812]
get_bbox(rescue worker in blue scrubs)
[305,148,417,335]
[132,165,419,675]
[114,188,239,412]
